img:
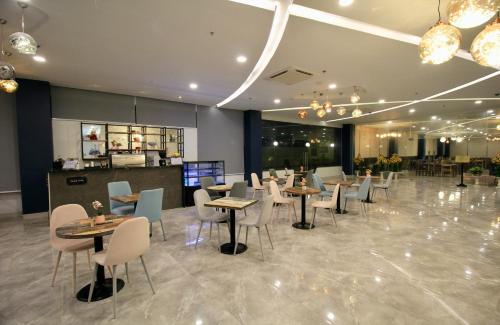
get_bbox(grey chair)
[305,169,315,187]
[269,169,279,178]
[312,174,332,200]
[344,177,371,217]
[200,177,222,200]
[230,181,248,216]
[372,172,394,200]
[193,189,229,249]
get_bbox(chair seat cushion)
[274,197,293,204]
[53,238,94,252]
[209,194,223,200]
[344,192,358,199]
[319,190,332,197]
[373,184,388,189]
[312,201,335,209]
[111,205,135,216]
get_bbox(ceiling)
[1,0,499,135]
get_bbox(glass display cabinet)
[81,123,107,160]
[183,160,225,206]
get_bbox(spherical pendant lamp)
[310,100,320,111]
[336,107,346,115]
[470,16,500,69]
[316,107,327,118]
[297,110,308,119]
[419,21,462,64]
[447,0,498,29]
[352,107,363,118]
[0,79,18,93]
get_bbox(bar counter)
[48,166,184,214]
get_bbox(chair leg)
[276,204,281,221]
[87,250,91,270]
[140,256,155,294]
[330,209,337,227]
[209,222,212,239]
[252,189,256,199]
[112,265,117,319]
[159,219,167,241]
[344,198,348,211]
[125,262,129,283]
[233,225,242,255]
[385,189,389,200]
[195,221,203,249]
[72,252,77,296]
[51,251,62,287]
[107,266,113,277]
[310,207,317,229]
[257,228,265,260]
[265,224,274,249]
[371,188,376,201]
[287,204,292,223]
[87,263,97,303]
[292,202,298,221]
[245,226,249,245]
[217,223,221,251]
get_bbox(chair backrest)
[357,177,372,200]
[385,172,394,187]
[257,195,275,226]
[134,188,163,222]
[342,171,347,182]
[322,184,340,208]
[269,169,278,178]
[229,181,247,198]
[305,169,314,187]
[251,173,263,189]
[283,174,295,190]
[269,180,282,201]
[50,204,89,247]
[312,174,327,191]
[193,189,214,220]
[200,176,215,189]
[108,181,132,209]
[104,217,150,265]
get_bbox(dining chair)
[371,172,394,200]
[269,169,279,178]
[87,217,155,319]
[312,174,332,200]
[233,195,275,260]
[193,189,229,249]
[50,204,94,295]
[281,174,295,197]
[200,176,222,200]
[269,180,297,223]
[230,181,249,216]
[251,173,265,198]
[108,181,135,215]
[311,184,340,229]
[343,177,371,217]
[134,188,166,241]
[305,169,314,187]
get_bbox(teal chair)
[344,177,371,217]
[108,181,135,215]
[134,188,166,241]
[312,174,332,200]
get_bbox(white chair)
[311,184,340,229]
[281,174,295,196]
[50,204,94,295]
[233,195,275,260]
[87,217,155,319]
[371,172,394,200]
[193,189,229,249]
[251,173,265,198]
[269,180,297,223]
[344,177,371,217]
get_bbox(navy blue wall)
[341,124,354,174]
[16,79,53,214]
[388,138,397,156]
[417,134,425,159]
[244,110,262,180]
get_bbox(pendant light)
[9,2,37,55]
[419,0,462,64]
[440,136,447,142]
[336,106,346,115]
[316,107,327,118]
[350,86,360,103]
[352,106,363,118]
[310,99,320,111]
[447,0,498,29]
[0,19,18,94]
[470,12,500,69]
[297,110,308,119]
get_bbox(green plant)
[469,166,482,175]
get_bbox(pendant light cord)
[437,0,441,21]
[0,21,4,56]
[21,7,25,32]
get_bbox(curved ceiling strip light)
[216,0,293,108]
[324,70,500,122]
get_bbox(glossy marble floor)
[1,177,499,325]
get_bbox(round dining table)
[284,186,320,230]
[56,215,131,302]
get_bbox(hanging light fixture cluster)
[307,91,335,119]
[420,0,500,68]
[376,132,402,138]
[351,106,363,118]
[9,2,37,55]
[0,19,18,93]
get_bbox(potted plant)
[492,153,500,177]
[389,154,402,172]
[92,200,105,225]
[469,166,482,176]
[353,154,364,176]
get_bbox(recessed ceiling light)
[189,83,198,89]
[446,120,451,124]
[177,96,182,99]
[274,98,281,104]
[339,0,354,7]
[486,109,494,114]
[466,127,472,130]
[236,55,247,63]
[387,121,392,124]
[431,116,437,120]
[328,83,337,89]
[378,99,386,103]
[475,100,482,104]
[473,129,478,132]
[412,125,416,128]
[421,127,426,130]
[409,108,416,113]
[33,55,46,63]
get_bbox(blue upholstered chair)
[134,188,166,241]
[312,174,332,200]
[108,181,135,216]
[343,177,371,217]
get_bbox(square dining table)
[284,186,320,230]
[205,197,258,255]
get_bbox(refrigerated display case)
[183,160,225,205]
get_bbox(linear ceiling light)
[217,0,293,108]
[325,71,500,122]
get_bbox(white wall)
[450,139,500,158]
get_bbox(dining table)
[110,193,140,209]
[56,215,132,302]
[204,197,258,255]
[284,186,321,230]
[207,184,233,193]
[261,177,286,186]
[356,175,380,203]
[323,180,353,214]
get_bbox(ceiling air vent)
[266,66,314,85]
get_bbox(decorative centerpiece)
[92,200,105,225]
[365,169,372,176]
[300,177,307,190]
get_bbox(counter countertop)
[49,165,183,173]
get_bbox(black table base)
[293,222,314,229]
[220,242,247,255]
[457,163,467,187]
[76,278,125,302]
[336,187,348,214]
[363,188,375,204]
